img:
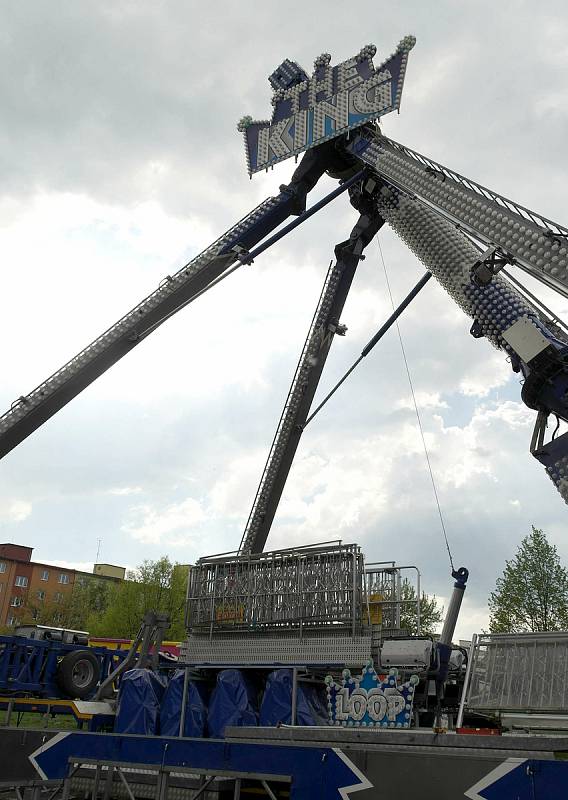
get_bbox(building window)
[14,576,28,588]
[10,596,23,607]
[37,590,46,601]
[0,562,6,574]
[54,592,63,603]
[7,615,16,626]
[41,569,49,581]
[58,573,69,585]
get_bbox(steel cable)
[377,239,455,571]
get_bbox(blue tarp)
[208,669,259,738]
[114,668,167,735]
[160,670,209,737]
[260,669,328,727]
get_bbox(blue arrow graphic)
[30,732,372,799]
[465,757,568,799]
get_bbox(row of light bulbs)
[375,186,539,351]
[369,140,568,284]
[0,193,283,434]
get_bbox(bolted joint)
[328,322,348,336]
[471,261,495,286]
[279,182,307,215]
[470,319,484,339]
[451,566,469,589]
[232,244,254,265]
[471,246,514,286]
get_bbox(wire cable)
[377,239,455,571]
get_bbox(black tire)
[56,650,101,699]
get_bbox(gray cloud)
[1,1,567,638]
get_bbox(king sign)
[238,35,416,176]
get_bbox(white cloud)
[122,497,206,544]
[432,401,534,489]
[209,450,267,519]
[457,351,512,398]
[0,4,566,643]
[397,391,449,411]
[39,559,94,573]
[0,500,32,523]
[451,597,491,642]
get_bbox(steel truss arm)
[239,183,384,554]
[347,149,568,503]
[349,129,568,299]
[0,164,362,460]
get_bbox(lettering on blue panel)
[238,36,416,175]
[325,662,419,729]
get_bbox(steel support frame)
[63,757,291,800]
[1,782,63,800]
[239,198,385,554]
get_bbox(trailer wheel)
[56,650,101,698]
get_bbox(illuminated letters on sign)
[325,662,419,729]
[238,36,416,175]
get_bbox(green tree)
[22,594,71,627]
[489,526,568,633]
[90,557,188,640]
[22,576,113,631]
[399,578,444,636]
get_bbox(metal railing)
[186,542,366,638]
[364,563,421,635]
[382,135,568,239]
[458,631,568,720]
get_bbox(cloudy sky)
[1,1,567,640]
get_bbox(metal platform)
[183,541,373,667]
[181,633,372,667]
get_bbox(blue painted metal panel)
[465,757,568,799]
[30,731,372,798]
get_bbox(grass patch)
[1,709,82,730]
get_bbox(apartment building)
[0,543,125,628]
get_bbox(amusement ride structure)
[2,34,568,800]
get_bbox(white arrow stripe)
[464,758,527,800]
[333,748,374,799]
[28,732,71,780]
